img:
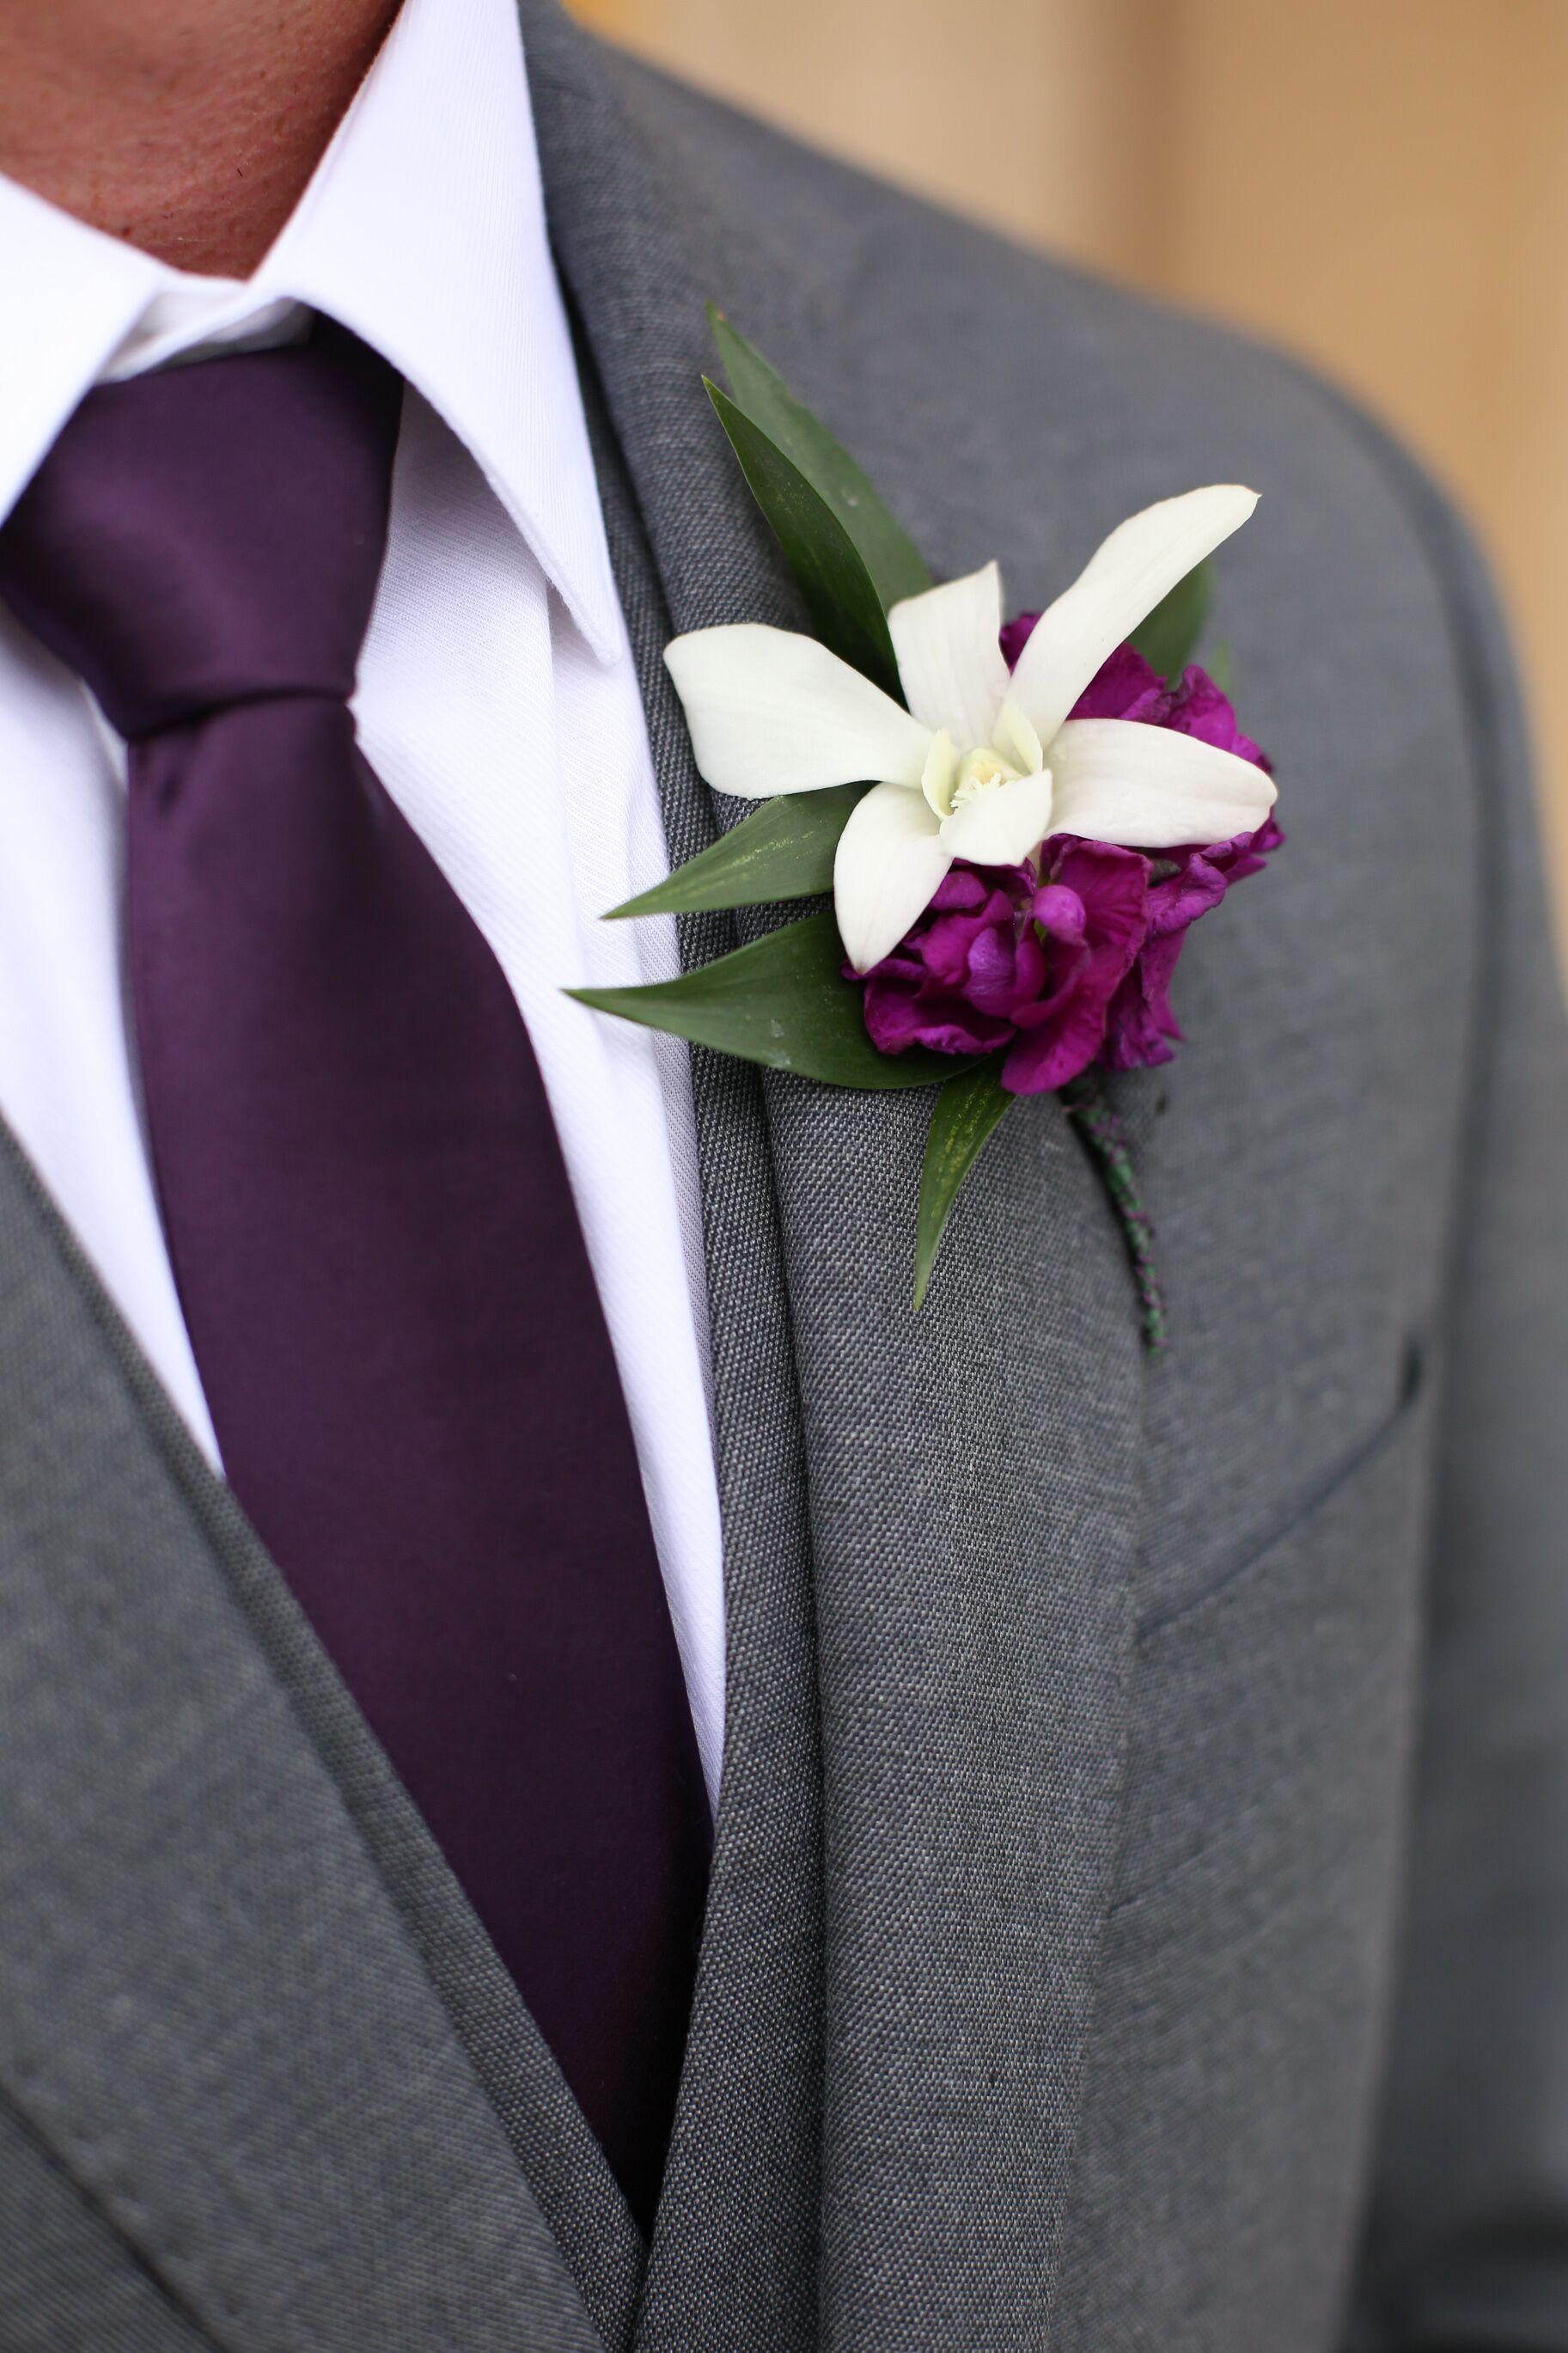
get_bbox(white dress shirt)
[0,0,727,1799]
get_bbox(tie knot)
[0,322,402,741]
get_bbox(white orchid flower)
[664,486,1277,972]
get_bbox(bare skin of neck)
[0,0,404,278]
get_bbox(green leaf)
[605,785,865,921]
[708,306,932,615]
[913,1055,1017,1308]
[570,908,964,1091]
[1129,555,1213,683]
[1205,639,1234,697]
[706,382,902,694]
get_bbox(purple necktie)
[0,323,711,2229]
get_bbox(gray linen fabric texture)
[2,2,1566,2346]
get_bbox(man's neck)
[0,0,403,278]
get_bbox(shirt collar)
[0,0,623,663]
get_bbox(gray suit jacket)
[3,5,1566,2348]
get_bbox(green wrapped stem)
[1062,1074,1169,1352]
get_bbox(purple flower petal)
[1002,840,1149,1094]
[853,629,1279,1080]
[1030,882,1089,947]
[1067,642,1168,724]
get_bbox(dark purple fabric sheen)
[0,327,709,2232]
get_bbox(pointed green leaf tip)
[913,1056,1017,1308]
[1128,554,1213,684]
[605,785,865,922]
[571,908,964,1091]
[707,306,931,616]
[705,382,902,696]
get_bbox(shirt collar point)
[546,542,631,670]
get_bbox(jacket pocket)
[1111,1346,1435,1915]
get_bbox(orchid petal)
[921,730,959,820]
[834,780,954,972]
[991,700,1043,775]
[888,562,1010,747]
[665,624,933,799]
[1008,486,1259,746]
[938,767,1057,867]
[1047,718,1276,848]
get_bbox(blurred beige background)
[571,0,1568,942]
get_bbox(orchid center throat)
[950,746,1021,810]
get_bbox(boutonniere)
[575,310,1279,1339]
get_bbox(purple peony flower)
[860,865,1049,1060]
[856,628,1280,1087]
[860,840,1149,1096]
[1002,839,1151,1093]
[1004,623,1269,767]
[1059,638,1278,1071]
[1099,813,1284,1070]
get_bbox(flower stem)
[1061,1074,1169,1353]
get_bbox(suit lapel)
[527,12,1147,2346]
[563,209,830,2353]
